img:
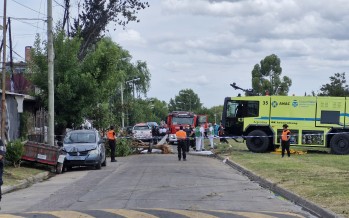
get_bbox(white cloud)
[6,0,349,107]
[116,29,146,45]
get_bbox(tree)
[68,0,150,59]
[126,98,168,126]
[29,31,97,136]
[251,54,292,96]
[168,89,202,112]
[29,30,151,136]
[319,72,349,96]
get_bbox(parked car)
[132,123,152,142]
[121,126,133,136]
[147,121,159,128]
[61,129,107,170]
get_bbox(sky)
[2,0,349,108]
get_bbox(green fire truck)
[222,96,349,154]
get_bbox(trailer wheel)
[330,133,349,155]
[246,130,270,153]
[56,163,64,174]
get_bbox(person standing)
[0,139,6,204]
[214,122,219,137]
[195,125,201,152]
[184,125,192,152]
[176,126,187,161]
[107,126,117,162]
[218,124,229,144]
[281,124,291,158]
[208,123,214,149]
[200,124,205,151]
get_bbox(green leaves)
[319,72,349,96]
[251,54,292,96]
[168,89,202,112]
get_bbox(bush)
[116,138,133,157]
[5,140,24,167]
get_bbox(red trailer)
[21,141,65,174]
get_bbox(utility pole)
[120,83,124,128]
[47,0,54,146]
[1,0,7,141]
[8,17,14,92]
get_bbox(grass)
[208,139,349,218]
[3,162,51,186]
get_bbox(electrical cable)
[11,0,46,16]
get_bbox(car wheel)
[95,161,102,170]
[102,156,107,167]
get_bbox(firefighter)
[281,124,291,158]
[107,126,117,162]
[176,126,187,161]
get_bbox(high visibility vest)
[281,129,290,141]
[107,130,115,140]
[176,130,187,140]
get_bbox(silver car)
[62,129,107,170]
[132,123,152,142]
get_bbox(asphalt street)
[1,151,317,217]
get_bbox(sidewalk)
[3,171,51,195]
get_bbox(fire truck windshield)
[172,117,194,125]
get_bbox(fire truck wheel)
[246,130,269,153]
[330,133,349,155]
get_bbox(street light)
[121,77,140,128]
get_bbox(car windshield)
[172,117,194,125]
[64,132,96,144]
[134,126,150,130]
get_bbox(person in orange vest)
[176,126,187,161]
[107,125,117,162]
[281,124,291,158]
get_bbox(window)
[321,111,339,124]
[226,100,259,118]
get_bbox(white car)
[132,123,152,142]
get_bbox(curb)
[213,154,341,218]
[3,171,52,194]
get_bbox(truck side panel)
[316,97,346,128]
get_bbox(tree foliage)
[168,89,202,113]
[319,72,349,96]
[68,0,149,59]
[29,30,151,135]
[251,54,292,96]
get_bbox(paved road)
[1,152,316,217]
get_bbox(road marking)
[210,210,278,218]
[210,210,306,218]
[0,215,25,218]
[28,211,94,218]
[150,208,219,218]
[101,209,158,218]
[265,211,306,218]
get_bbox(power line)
[7,44,25,60]
[11,18,46,31]
[0,16,46,21]
[11,0,46,16]
[53,0,65,8]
